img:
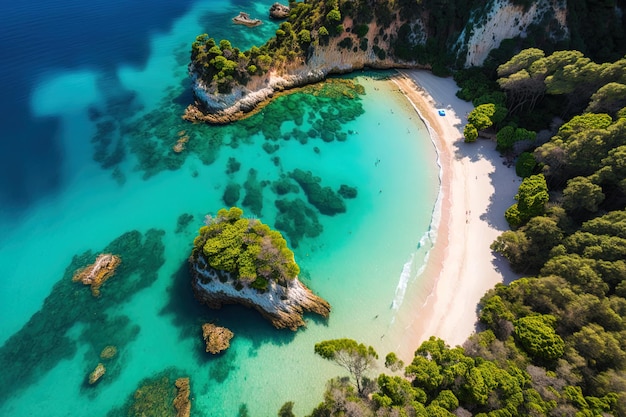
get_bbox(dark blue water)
[0,0,194,209]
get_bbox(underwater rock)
[173,132,189,153]
[201,323,234,354]
[269,3,290,19]
[100,345,118,360]
[275,198,323,248]
[120,372,177,417]
[72,253,122,297]
[174,377,191,417]
[290,169,346,216]
[271,175,299,196]
[338,184,358,199]
[226,157,241,175]
[242,169,264,216]
[175,213,195,234]
[223,183,241,207]
[88,363,106,385]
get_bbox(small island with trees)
[189,207,330,330]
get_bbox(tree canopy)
[191,207,299,290]
[314,338,378,394]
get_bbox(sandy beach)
[390,69,520,354]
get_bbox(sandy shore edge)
[390,69,520,354]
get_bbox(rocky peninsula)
[184,0,567,124]
[189,207,330,330]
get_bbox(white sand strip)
[391,69,520,351]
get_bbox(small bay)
[0,1,439,415]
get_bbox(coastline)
[390,69,520,353]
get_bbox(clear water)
[0,0,439,415]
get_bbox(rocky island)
[72,253,121,297]
[184,0,568,124]
[189,207,330,330]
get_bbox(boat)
[233,12,262,27]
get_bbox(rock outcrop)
[88,363,106,385]
[201,323,234,354]
[457,0,568,67]
[72,253,121,297]
[232,12,262,27]
[173,377,191,417]
[190,258,330,330]
[269,3,290,19]
[100,345,117,360]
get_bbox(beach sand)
[390,69,520,354]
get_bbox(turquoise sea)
[0,0,439,415]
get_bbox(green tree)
[463,123,478,143]
[496,125,516,151]
[562,176,605,215]
[467,104,496,131]
[514,315,565,361]
[374,374,421,407]
[505,174,549,228]
[384,352,404,372]
[314,339,378,394]
[298,29,311,44]
[326,9,341,23]
[516,152,537,178]
[586,82,626,116]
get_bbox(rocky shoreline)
[183,0,567,125]
[183,59,417,124]
[190,257,330,330]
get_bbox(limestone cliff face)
[189,256,330,331]
[457,0,568,67]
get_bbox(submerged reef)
[174,377,191,417]
[290,169,346,215]
[275,198,323,248]
[242,168,266,217]
[107,369,191,417]
[201,323,234,354]
[175,213,195,234]
[189,207,330,330]
[222,182,242,207]
[0,229,166,405]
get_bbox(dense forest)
[292,50,626,417]
[271,8,625,417]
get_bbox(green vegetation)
[191,207,299,290]
[190,0,626,96]
[314,339,378,395]
[303,45,626,417]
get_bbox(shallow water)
[0,1,439,415]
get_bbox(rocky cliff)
[457,0,568,67]
[190,256,330,330]
[185,0,569,123]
